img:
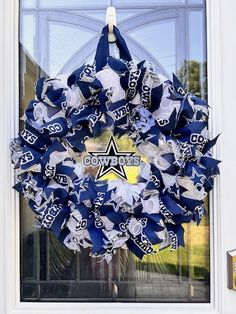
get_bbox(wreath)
[10,26,220,263]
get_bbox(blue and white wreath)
[10,26,220,263]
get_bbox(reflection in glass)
[188,0,203,4]
[39,0,109,8]
[129,20,176,77]
[22,0,37,8]
[21,14,36,59]
[113,0,186,5]
[20,0,209,302]
[48,22,95,76]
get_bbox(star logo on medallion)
[87,137,137,181]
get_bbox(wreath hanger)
[106,5,117,43]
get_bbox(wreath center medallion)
[82,133,143,183]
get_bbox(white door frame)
[0,0,235,313]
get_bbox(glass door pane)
[19,0,209,302]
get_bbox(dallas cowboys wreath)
[10,26,220,262]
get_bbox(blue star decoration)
[191,167,205,189]
[22,173,44,203]
[89,137,136,181]
[168,181,180,199]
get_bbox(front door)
[19,0,209,303]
